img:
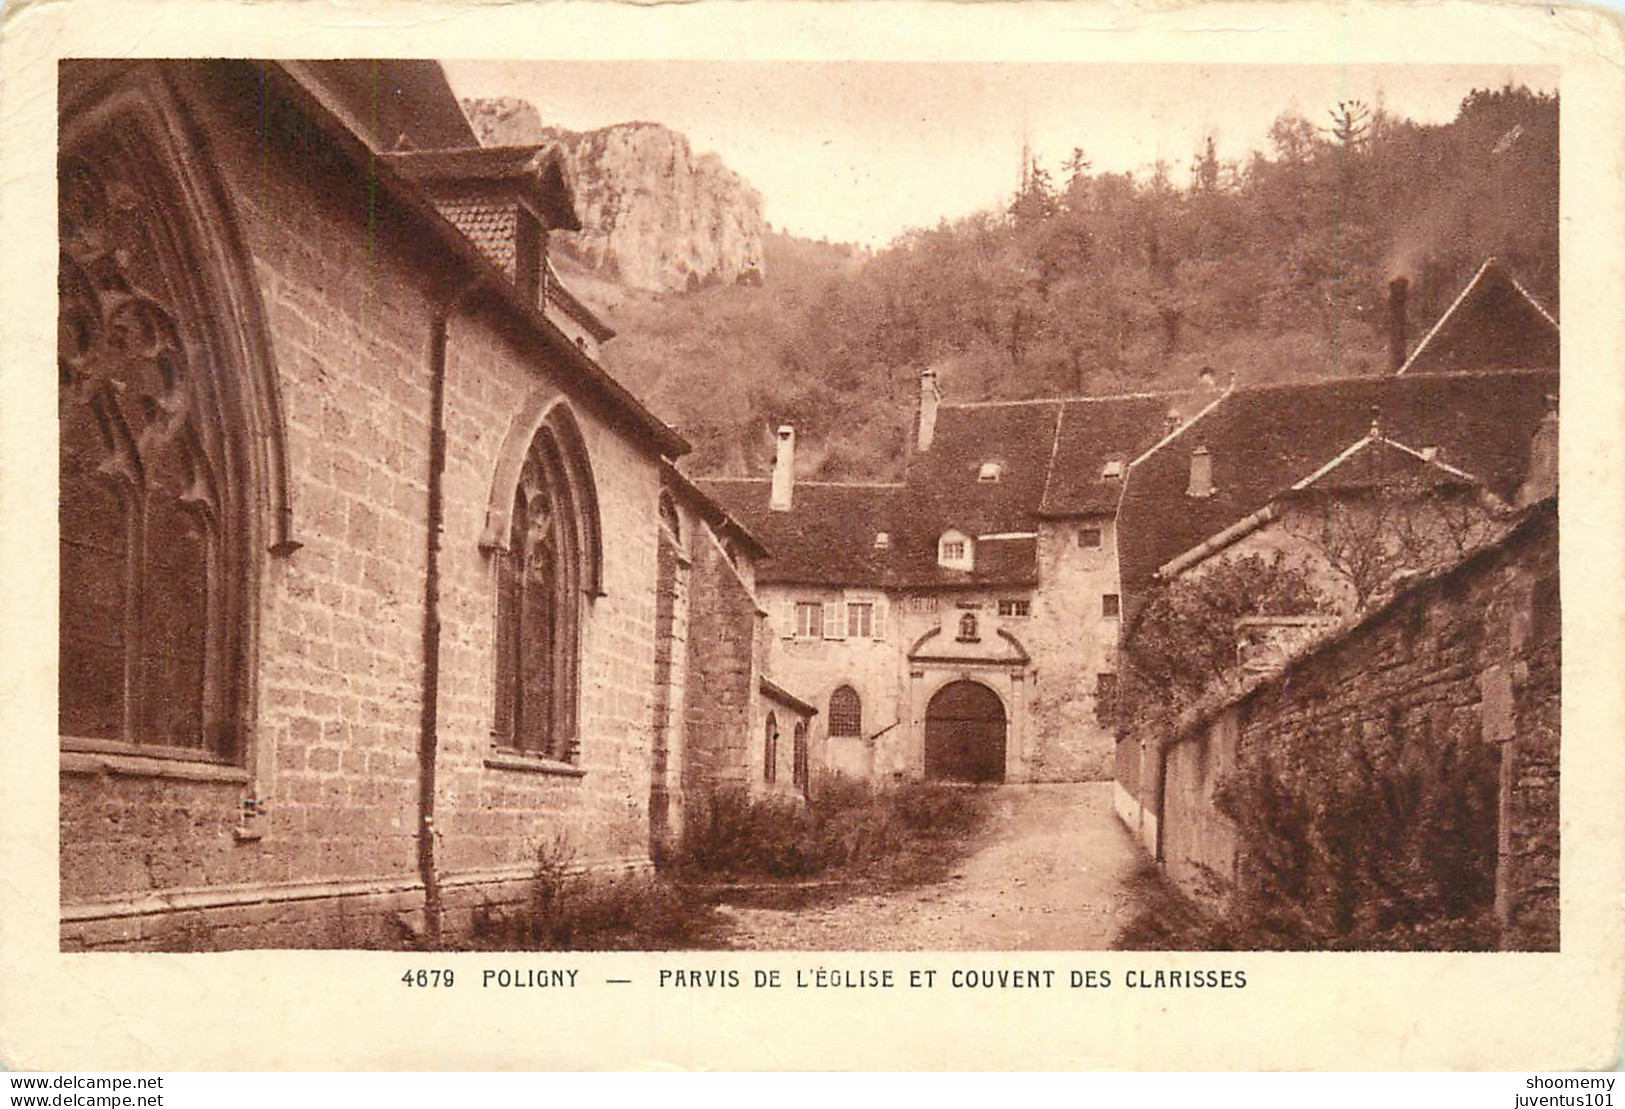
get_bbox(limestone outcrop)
[463,97,766,293]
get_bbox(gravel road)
[717,782,1146,950]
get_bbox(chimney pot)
[917,369,942,452]
[1187,445,1214,498]
[1517,397,1560,506]
[770,425,796,511]
[1388,276,1410,373]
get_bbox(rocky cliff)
[463,97,766,294]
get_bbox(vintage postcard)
[1,0,1621,1072]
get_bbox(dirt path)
[717,782,1147,950]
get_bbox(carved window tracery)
[493,428,585,763]
[58,124,246,760]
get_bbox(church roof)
[278,60,478,152]
[261,61,687,459]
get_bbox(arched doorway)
[924,681,1006,783]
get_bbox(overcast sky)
[443,62,1556,248]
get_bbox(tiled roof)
[908,401,1063,538]
[1116,368,1559,613]
[694,480,918,587]
[1038,393,1203,516]
[1398,258,1559,375]
[382,145,582,232]
[433,199,518,278]
[1284,435,1482,495]
[698,391,1189,588]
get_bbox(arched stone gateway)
[925,681,1007,783]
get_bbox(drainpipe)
[418,278,482,946]
[1152,740,1169,863]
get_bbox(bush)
[1122,553,1330,743]
[1211,726,1502,951]
[675,778,988,880]
[1112,863,1241,951]
[474,836,726,951]
[679,788,827,877]
[890,780,985,835]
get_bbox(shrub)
[474,836,727,951]
[1112,863,1241,951]
[679,788,826,877]
[675,778,988,880]
[890,780,985,834]
[1211,725,1502,950]
[1122,553,1330,742]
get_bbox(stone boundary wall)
[1153,502,1559,949]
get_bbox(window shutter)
[823,601,844,639]
[873,600,888,641]
[780,600,796,639]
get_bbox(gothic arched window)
[763,712,779,783]
[828,686,862,737]
[57,74,287,762]
[493,427,587,763]
[793,722,809,794]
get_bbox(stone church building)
[56,59,805,950]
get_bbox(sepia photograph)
[5,0,1623,1074]
[56,55,1560,954]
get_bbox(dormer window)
[874,531,892,550]
[1101,458,1124,480]
[956,613,980,642]
[937,530,974,570]
[978,462,1003,482]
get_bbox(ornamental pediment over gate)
[907,623,1031,666]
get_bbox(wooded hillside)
[593,87,1557,480]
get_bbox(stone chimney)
[1387,276,1409,372]
[1198,365,1218,391]
[917,369,942,452]
[1517,395,1559,506]
[1187,445,1214,498]
[771,425,796,512]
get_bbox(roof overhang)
[261,61,686,460]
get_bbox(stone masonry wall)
[62,69,438,940]
[1154,504,1559,949]
[681,531,759,801]
[1027,518,1122,781]
[61,63,671,949]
